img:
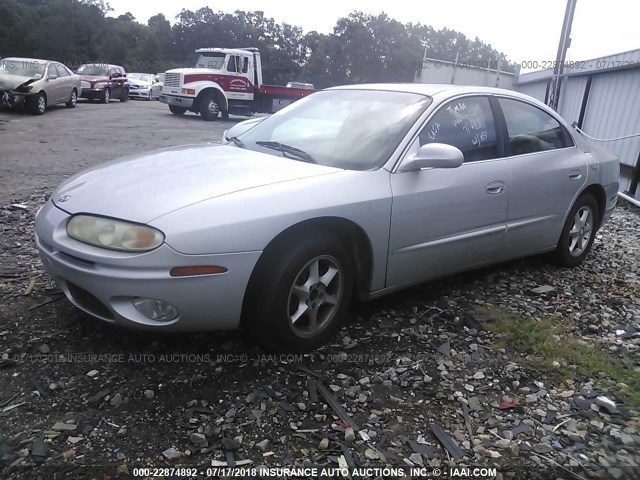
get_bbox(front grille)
[164,73,180,88]
[67,282,113,320]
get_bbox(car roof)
[328,83,538,101]
[3,57,51,64]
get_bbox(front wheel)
[29,92,47,115]
[120,89,128,102]
[243,233,354,351]
[553,193,598,267]
[199,92,220,121]
[169,105,187,116]
[100,88,110,104]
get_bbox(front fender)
[185,81,228,111]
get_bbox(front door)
[387,95,510,288]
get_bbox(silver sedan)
[34,84,619,350]
[0,57,81,114]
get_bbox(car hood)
[53,144,341,223]
[79,75,109,83]
[128,78,152,87]
[0,74,40,90]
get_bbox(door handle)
[486,181,506,194]
[569,170,582,181]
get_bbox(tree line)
[0,0,515,88]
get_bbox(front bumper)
[1,90,34,107]
[34,201,261,331]
[159,94,194,108]
[129,89,152,99]
[602,181,619,226]
[80,88,105,99]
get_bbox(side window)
[108,68,115,78]
[241,56,249,73]
[419,96,498,162]
[499,98,572,155]
[55,64,70,77]
[47,65,57,78]
[227,55,237,72]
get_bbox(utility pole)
[548,0,578,111]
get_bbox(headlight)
[66,215,164,252]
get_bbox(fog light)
[133,298,178,321]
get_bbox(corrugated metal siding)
[557,76,588,125]
[417,58,516,88]
[581,69,640,168]
[515,80,548,102]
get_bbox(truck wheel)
[169,105,187,116]
[200,92,220,121]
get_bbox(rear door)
[387,95,510,287]
[54,64,73,102]
[496,96,586,258]
[45,64,64,104]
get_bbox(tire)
[553,193,598,267]
[65,89,77,108]
[199,91,220,121]
[120,89,128,102]
[29,92,46,115]
[100,88,110,104]
[243,233,354,352]
[169,105,187,116]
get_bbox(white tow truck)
[159,47,315,120]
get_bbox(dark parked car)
[77,63,129,103]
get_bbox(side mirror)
[111,72,121,78]
[399,143,464,171]
[48,74,58,80]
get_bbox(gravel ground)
[1,101,639,479]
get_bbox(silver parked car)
[34,84,619,350]
[0,57,81,114]
[127,73,162,100]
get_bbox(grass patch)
[480,307,640,408]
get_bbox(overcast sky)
[107,0,639,69]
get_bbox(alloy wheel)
[568,206,593,257]
[287,255,343,338]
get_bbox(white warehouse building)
[416,48,640,200]
[515,48,640,200]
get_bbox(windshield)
[128,73,154,82]
[0,59,46,78]
[237,89,431,170]
[77,64,109,76]
[195,53,226,70]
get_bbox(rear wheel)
[553,193,598,267]
[169,105,186,116]
[65,89,77,108]
[29,92,46,115]
[199,92,220,121]
[243,233,354,351]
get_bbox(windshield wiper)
[228,136,246,148]
[255,141,317,164]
